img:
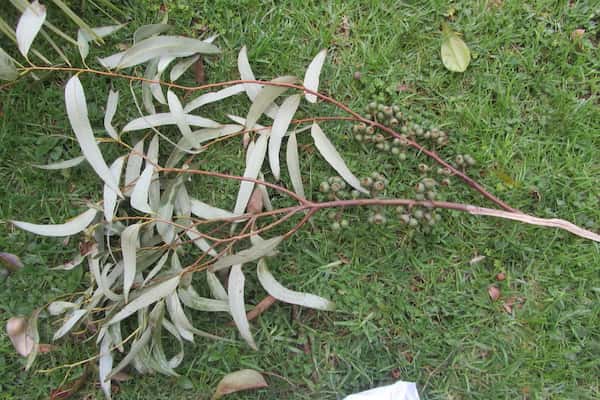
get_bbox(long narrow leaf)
[99,334,113,399]
[15,0,46,58]
[286,131,305,198]
[233,133,269,215]
[210,236,283,273]
[11,208,97,237]
[52,309,87,341]
[0,47,18,81]
[310,122,367,193]
[103,156,125,222]
[107,327,152,379]
[191,199,240,220]
[228,264,256,349]
[170,54,199,82]
[65,76,121,196]
[117,36,220,69]
[124,139,144,195]
[257,259,335,310]
[238,46,260,100]
[32,156,86,170]
[245,76,296,129]
[51,0,100,42]
[78,24,124,61]
[131,165,154,213]
[268,94,301,180]
[167,90,193,140]
[207,271,228,300]
[303,49,327,103]
[121,223,142,303]
[123,113,220,132]
[104,90,119,139]
[133,23,171,43]
[183,84,245,113]
[178,286,230,312]
[108,275,180,325]
[166,293,194,342]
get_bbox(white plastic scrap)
[343,380,420,400]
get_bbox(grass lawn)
[1,0,599,398]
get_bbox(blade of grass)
[50,0,102,43]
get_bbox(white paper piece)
[343,380,420,400]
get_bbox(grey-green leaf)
[15,0,46,58]
[244,76,296,129]
[121,223,142,303]
[108,275,180,325]
[233,133,269,215]
[228,264,256,349]
[32,156,86,170]
[441,25,471,72]
[183,84,245,113]
[131,165,154,214]
[0,47,18,81]
[286,131,305,198]
[310,122,367,194]
[268,94,301,180]
[178,286,230,312]
[257,259,335,310]
[65,76,122,196]
[104,90,119,139]
[116,36,220,69]
[123,112,220,132]
[170,54,199,82]
[133,23,171,43]
[303,49,327,103]
[53,309,87,341]
[103,156,125,222]
[11,208,97,237]
[210,236,283,273]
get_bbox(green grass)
[1,0,599,399]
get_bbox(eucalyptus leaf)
[245,76,296,129]
[210,236,283,273]
[0,47,18,81]
[207,271,228,300]
[11,208,97,237]
[303,49,327,103]
[65,76,122,196]
[108,275,180,325]
[108,327,152,379]
[99,334,113,399]
[167,90,193,140]
[286,131,305,198]
[178,286,230,313]
[32,156,86,170]
[233,133,269,215]
[166,292,194,342]
[133,23,171,43]
[268,94,301,180]
[53,309,87,341]
[116,36,220,69]
[131,165,154,214]
[103,156,125,223]
[257,259,335,310]
[212,369,268,399]
[124,139,144,196]
[122,223,142,303]
[78,24,124,61]
[191,199,240,220]
[183,84,246,113]
[170,54,199,82]
[237,46,260,100]
[123,113,220,132]
[104,90,119,139]
[228,264,256,349]
[15,0,46,58]
[311,122,367,194]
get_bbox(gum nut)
[392,105,400,113]
[353,71,362,80]
[455,155,464,165]
[401,125,408,133]
[395,111,403,120]
[377,112,385,120]
[319,182,330,193]
[383,143,391,152]
[368,102,377,111]
[376,143,385,150]
[423,178,437,188]
[409,218,419,227]
[361,177,373,187]
[423,131,431,139]
[441,178,451,186]
[374,134,385,143]
[415,193,425,201]
[327,192,336,200]
[395,206,405,214]
[328,176,336,184]
[418,163,429,173]
[366,126,375,135]
[341,219,350,228]
[427,191,437,200]
[355,134,364,141]
[393,138,402,146]
[331,222,341,230]
[400,214,411,224]
[353,125,360,133]
[351,190,360,199]
[373,181,385,191]
[331,182,342,192]
[377,104,385,112]
[391,147,400,155]
[464,155,476,166]
[384,107,393,117]
[399,152,407,160]
[413,209,424,219]
[327,211,337,219]
[415,183,426,193]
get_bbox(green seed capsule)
[464,154,476,166]
[383,106,394,117]
[415,193,425,201]
[327,192,336,201]
[434,213,442,222]
[360,177,373,187]
[331,182,342,192]
[337,190,349,199]
[368,102,378,112]
[455,155,464,165]
[327,211,337,220]
[395,112,403,120]
[377,104,385,112]
[398,152,407,161]
[390,118,399,126]
[351,190,360,199]
[376,143,385,150]
[366,126,375,135]
[391,147,400,155]
[422,178,437,189]
[319,182,330,193]
[328,176,336,184]
[441,178,451,186]
[376,112,384,121]
[426,190,437,200]
[418,163,429,173]
[423,131,431,139]
[373,213,386,225]
[373,180,385,191]
[340,219,349,228]
[396,206,406,214]
[355,134,365,142]
[415,183,426,193]
[400,214,411,224]
[383,143,391,152]
[413,209,424,219]
[409,218,419,227]
[331,222,341,230]
[374,134,385,143]
[392,105,400,113]
[401,125,409,134]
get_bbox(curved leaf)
[16,0,46,58]
[212,369,268,399]
[268,94,301,180]
[32,156,86,170]
[124,139,144,196]
[116,36,220,69]
[441,25,471,72]
[210,236,283,273]
[99,334,113,399]
[108,275,180,325]
[123,112,220,132]
[65,76,121,196]
[133,23,171,43]
[131,165,154,214]
[170,54,199,82]
[245,76,296,129]
[167,90,193,140]
[0,47,18,81]
[178,286,230,312]
[191,199,240,220]
[11,208,97,237]
[122,223,142,303]
[103,156,125,223]
[53,309,87,341]
[310,122,367,193]
[78,24,124,61]
[257,259,335,310]
[228,264,256,349]
[104,90,119,139]
[237,46,260,101]
[303,49,327,103]
[286,131,305,198]
[233,133,269,215]
[183,84,245,113]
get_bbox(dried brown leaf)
[488,285,501,301]
[212,369,268,399]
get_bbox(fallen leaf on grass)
[194,56,205,83]
[212,369,268,399]
[502,296,525,313]
[247,187,264,214]
[6,317,34,356]
[441,23,471,72]
[0,252,24,272]
[469,255,486,265]
[488,285,501,301]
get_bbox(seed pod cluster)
[455,154,476,168]
[395,205,442,230]
[326,210,350,230]
[360,172,388,197]
[319,176,362,201]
